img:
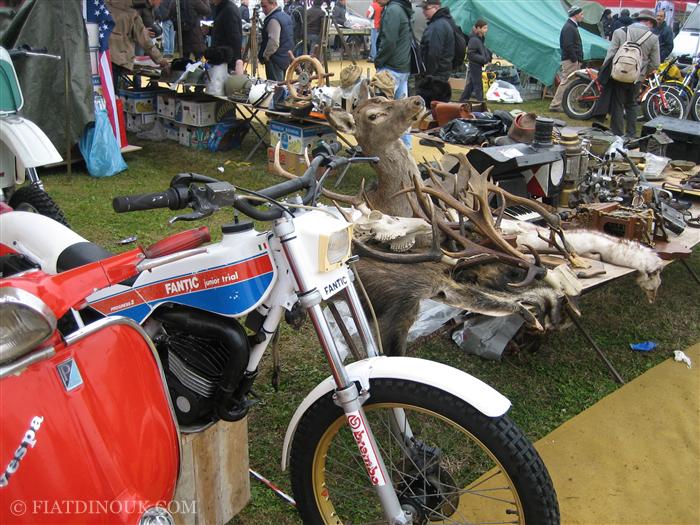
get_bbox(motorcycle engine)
[152,307,250,428]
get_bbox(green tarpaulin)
[443,0,610,85]
[1,0,94,153]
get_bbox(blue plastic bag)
[79,109,127,177]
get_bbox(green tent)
[443,0,609,85]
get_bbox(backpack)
[611,27,653,83]
[447,18,467,69]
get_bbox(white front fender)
[0,115,62,169]
[280,356,510,470]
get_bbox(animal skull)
[352,208,432,253]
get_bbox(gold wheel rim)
[311,402,526,525]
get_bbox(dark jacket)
[466,30,491,66]
[259,7,294,71]
[307,6,325,36]
[156,0,173,21]
[240,4,250,24]
[211,0,242,65]
[653,21,674,61]
[168,0,210,55]
[420,7,455,80]
[601,15,614,39]
[611,14,633,32]
[332,2,347,26]
[376,0,413,73]
[560,18,583,62]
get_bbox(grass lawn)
[37,98,699,524]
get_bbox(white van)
[673,5,700,57]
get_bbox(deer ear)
[357,79,372,107]
[326,108,356,135]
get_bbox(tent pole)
[175,0,183,58]
[63,13,71,177]
[303,1,308,55]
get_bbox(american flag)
[86,0,123,145]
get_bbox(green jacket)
[375,0,413,73]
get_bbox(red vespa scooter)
[0,227,210,525]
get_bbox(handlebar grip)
[112,187,188,213]
[143,226,211,259]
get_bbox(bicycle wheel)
[290,378,559,525]
[643,84,688,120]
[563,77,599,120]
[690,91,700,121]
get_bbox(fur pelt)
[500,219,664,303]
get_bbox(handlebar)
[9,46,61,60]
[112,143,377,222]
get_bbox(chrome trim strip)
[64,316,184,483]
[0,346,55,378]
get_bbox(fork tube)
[341,284,380,357]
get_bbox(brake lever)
[168,209,214,224]
[170,172,220,188]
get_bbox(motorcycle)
[0,227,211,524]
[0,46,68,226]
[562,57,686,121]
[1,147,560,524]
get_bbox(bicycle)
[642,55,699,120]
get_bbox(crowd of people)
[107,0,683,140]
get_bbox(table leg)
[566,306,626,385]
[680,259,700,285]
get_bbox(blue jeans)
[370,28,378,60]
[162,20,175,56]
[378,67,411,149]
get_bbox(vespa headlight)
[139,506,175,525]
[319,225,352,272]
[0,287,56,364]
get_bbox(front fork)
[275,217,413,525]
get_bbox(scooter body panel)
[88,228,277,322]
[0,115,62,172]
[0,322,180,524]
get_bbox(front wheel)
[563,77,599,120]
[8,183,70,227]
[290,378,559,524]
[690,91,700,121]
[642,84,688,120]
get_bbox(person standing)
[107,0,169,90]
[331,0,347,51]
[366,0,383,62]
[419,0,454,81]
[158,0,175,57]
[653,9,674,61]
[459,18,491,102]
[611,8,633,32]
[592,10,660,138]
[375,0,413,148]
[258,0,294,81]
[306,0,326,56]
[168,0,210,60]
[210,0,242,68]
[239,0,250,23]
[549,6,584,112]
[600,8,614,39]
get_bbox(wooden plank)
[173,419,250,525]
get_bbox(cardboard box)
[266,146,308,176]
[160,118,180,141]
[119,88,168,114]
[125,112,156,132]
[178,123,214,150]
[179,95,218,127]
[157,92,178,119]
[269,120,336,155]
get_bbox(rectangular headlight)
[0,288,56,364]
[319,225,352,272]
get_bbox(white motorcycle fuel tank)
[87,222,278,322]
